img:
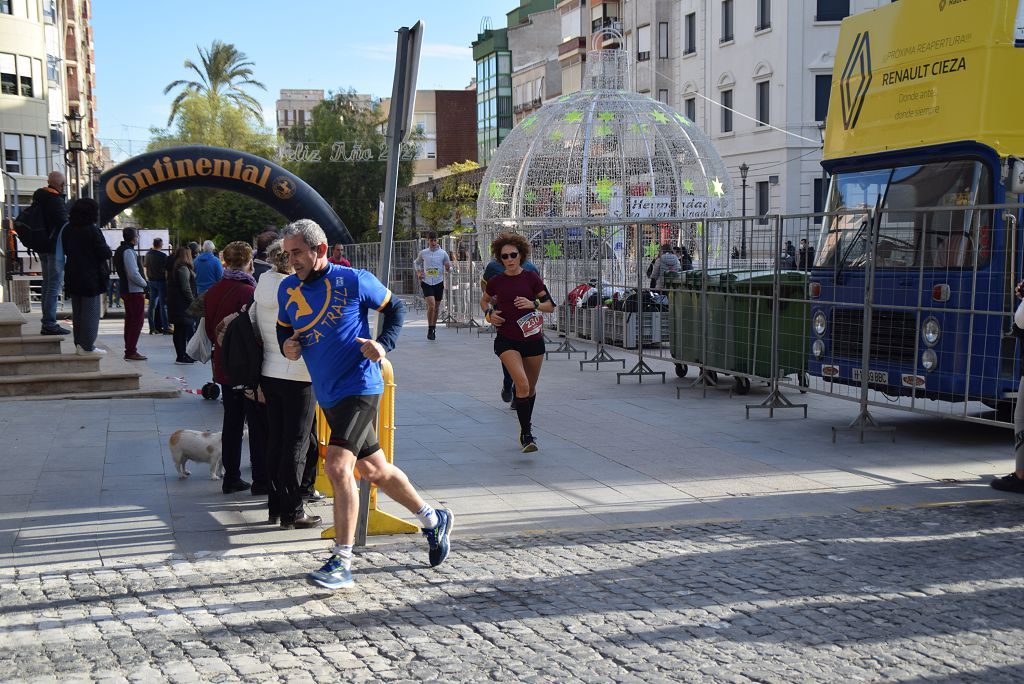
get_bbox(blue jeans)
[38,252,64,331]
[106,278,121,307]
[147,280,168,332]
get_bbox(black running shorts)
[420,282,445,301]
[494,334,546,358]
[323,394,382,459]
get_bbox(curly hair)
[490,232,530,264]
[221,241,253,270]
[266,239,292,275]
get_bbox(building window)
[721,0,734,43]
[816,0,849,21]
[756,180,769,224]
[17,56,32,97]
[0,0,10,14]
[813,177,827,224]
[36,135,46,175]
[43,0,55,23]
[721,89,733,133]
[21,134,36,176]
[756,0,771,30]
[658,89,669,104]
[756,80,769,126]
[685,96,696,122]
[658,22,669,59]
[638,24,651,62]
[684,13,696,54]
[0,54,16,95]
[814,74,831,122]
[3,133,20,173]
[46,55,59,83]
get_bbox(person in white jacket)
[249,240,322,529]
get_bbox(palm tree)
[163,41,266,126]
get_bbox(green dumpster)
[724,270,809,391]
[666,269,730,376]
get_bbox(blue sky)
[93,0,516,160]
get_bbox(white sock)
[331,544,353,570]
[415,504,438,529]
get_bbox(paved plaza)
[2,306,1023,681]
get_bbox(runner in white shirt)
[413,231,452,340]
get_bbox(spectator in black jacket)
[61,198,111,356]
[798,238,816,271]
[144,237,170,335]
[34,171,70,336]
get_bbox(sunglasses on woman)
[500,252,519,260]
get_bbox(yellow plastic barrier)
[315,358,419,539]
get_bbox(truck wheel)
[798,372,809,394]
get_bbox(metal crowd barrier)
[343,204,1022,439]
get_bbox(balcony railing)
[591,16,621,32]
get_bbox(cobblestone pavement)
[2,502,1023,683]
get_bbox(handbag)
[186,292,205,318]
[186,318,213,363]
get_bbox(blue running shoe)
[422,508,454,567]
[306,555,353,590]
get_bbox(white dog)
[169,429,224,480]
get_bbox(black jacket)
[30,186,68,254]
[166,263,197,318]
[62,221,112,296]
[144,249,168,282]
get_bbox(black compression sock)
[515,399,531,434]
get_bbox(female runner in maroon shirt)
[480,232,556,452]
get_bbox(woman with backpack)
[166,245,198,365]
[203,241,267,495]
[61,198,111,356]
[247,239,321,529]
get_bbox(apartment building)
[275,89,324,137]
[381,89,477,185]
[0,0,99,205]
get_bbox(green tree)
[163,41,266,127]
[283,91,414,242]
[416,161,481,235]
[133,43,281,244]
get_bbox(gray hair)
[202,240,216,253]
[281,219,327,251]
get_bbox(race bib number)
[517,311,543,337]
[426,268,440,278]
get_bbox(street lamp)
[64,111,84,200]
[738,162,749,259]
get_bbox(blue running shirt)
[277,264,392,407]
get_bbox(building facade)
[508,5,561,125]
[275,89,324,137]
[381,89,477,186]
[1,0,99,205]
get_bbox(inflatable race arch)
[97,145,352,244]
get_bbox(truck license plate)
[852,368,888,384]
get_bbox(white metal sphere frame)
[477,47,734,233]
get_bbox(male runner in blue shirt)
[278,219,453,590]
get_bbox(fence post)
[831,204,896,442]
[546,225,587,359]
[618,221,665,383]
[746,215,807,418]
[580,226,625,371]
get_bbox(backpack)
[12,203,51,253]
[220,304,263,391]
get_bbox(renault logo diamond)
[840,31,873,131]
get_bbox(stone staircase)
[0,302,173,399]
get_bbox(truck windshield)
[815,160,992,269]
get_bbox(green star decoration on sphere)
[597,111,615,122]
[650,110,670,124]
[682,179,696,194]
[520,115,538,130]
[544,242,563,259]
[524,190,537,203]
[595,178,614,202]
[595,124,613,137]
[564,111,583,123]
[489,180,504,201]
[551,181,564,195]
[674,112,692,127]
[710,178,725,197]
[628,122,648,134]
[550,129,564,142]
[645,242,660,258]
